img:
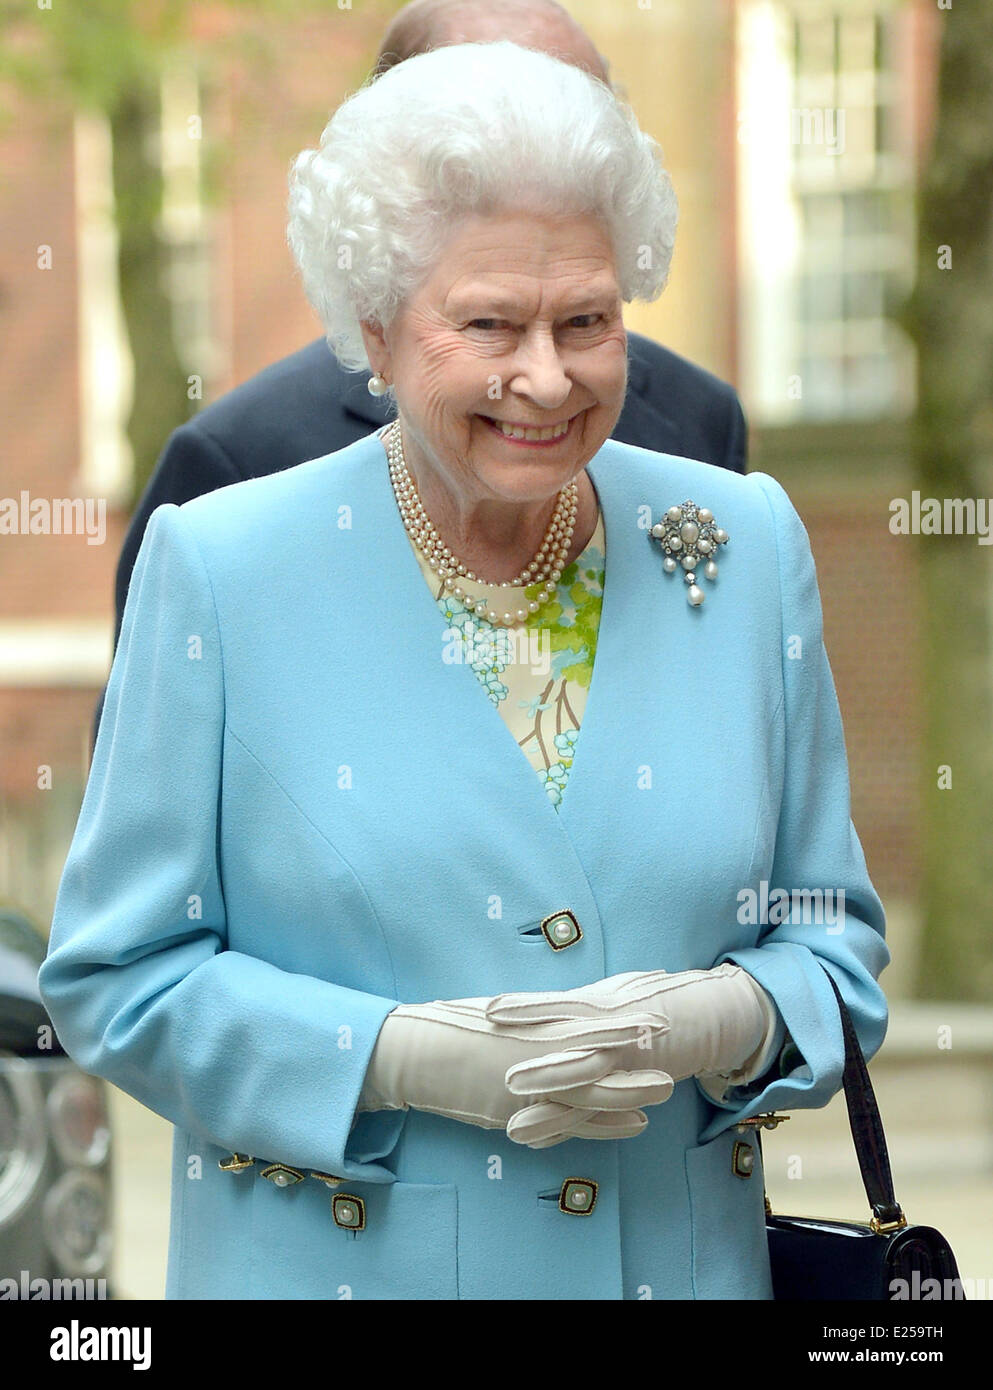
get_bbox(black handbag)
[756,968,965,1300]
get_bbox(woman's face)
[361,209,628,510]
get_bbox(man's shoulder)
[172,340,384,480]
[185,339,339,438]
[620,332,745,472]
[625,330,738,406]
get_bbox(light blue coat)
[39,431,889,1300]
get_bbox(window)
[737,0,916,422]
[73,109,133,503]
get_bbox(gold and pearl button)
[732,1141,755,1179]
[218,1153,254,1173]
[260,1162,305,1188]
[332,1194,367,1230]
[559,1178,598,1215]
[541,909,583,951]
[310,1171,345,1189]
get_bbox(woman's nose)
[507,331,572,409]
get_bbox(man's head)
[373,0,611,88]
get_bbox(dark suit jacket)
[94,332,746,747]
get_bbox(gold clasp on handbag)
[870,1209,908,1235]
[734,1112,790,1133]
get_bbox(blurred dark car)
[0,905,113,1299]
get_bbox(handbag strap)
[820,968,904,1229]
[759,967,904,1229]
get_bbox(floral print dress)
[406,505,606,811]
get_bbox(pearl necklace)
[384,418,578,627]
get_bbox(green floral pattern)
[414,513,605,810]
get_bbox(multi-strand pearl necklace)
[384,418,578,627]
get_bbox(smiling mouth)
[479,414,579,444]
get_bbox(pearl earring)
[367,373,389,398]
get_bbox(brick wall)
[801,500,922,905]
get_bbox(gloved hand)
[356,995,677,1148]
[485,964,782,1138]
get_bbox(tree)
[901,4,993,1000]
[0,0,372,504]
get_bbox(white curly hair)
[286,40,678,376]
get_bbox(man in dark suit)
[96,0,746,747]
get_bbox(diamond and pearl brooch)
[650,501,729,606]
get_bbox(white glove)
[356,995,676,1147]
[485,964,782,1138]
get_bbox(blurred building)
[1,0,939,982]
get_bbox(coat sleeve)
[694,471,890,1141]
[41,503,405,1182]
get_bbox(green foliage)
[0,0,182,120]
[0,0,373,124]
[0,0,370,501]
[899,5,993,1001]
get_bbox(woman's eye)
[465,314,605,332]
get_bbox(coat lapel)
[318,431,613,981]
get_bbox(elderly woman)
[40,41,888,1301]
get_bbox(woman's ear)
[359,319,390,380]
